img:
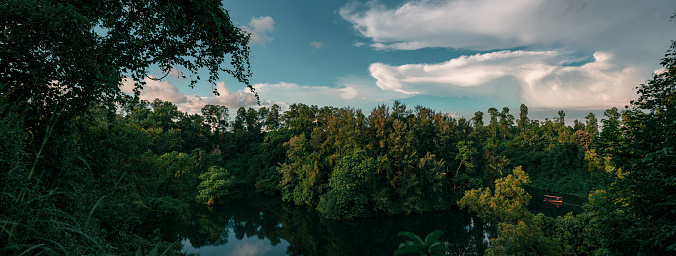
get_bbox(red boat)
[544,195,563,206]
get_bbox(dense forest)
[1,1,675,255]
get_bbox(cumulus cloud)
[339,0,675,52]
[242,16,275,45]
[339,0,676,109]
[120,77,258,113]
[369,50,642,109]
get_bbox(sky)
[121,0,676,122]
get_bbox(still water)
[179,189,581,256]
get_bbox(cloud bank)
[119,75,403,114]
[339,0,674,52]
[121,78,258,113]
[370,50,642,108]
[340,0,676,109]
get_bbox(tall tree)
[472,111,484,128]
[518,104,529,132]
[201,104,229,133]
[556,110,566,126]
[487,107,499,138]
[245,107,261,133]
[584,112,599,138]
[147,99,181,131]
[597,107,621,157]
[499,107,514,140]
[265,104,282,130]
[232,107,247,132]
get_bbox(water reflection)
[176,195,497,256]
[182,235,288,256]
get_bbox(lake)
[178,189,581,256]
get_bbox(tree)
[197,166,235,206]
[499,107,514,140]
[573,119,585,131]
[232,107,247,131]
[148,99,181,131]
[458,167,559,256]
[556,110,566,126]
[458,167,531,224]
[265,104,282,130]
[588,41,676,254]
[201,104,229,133]
[584,112,599,138]
[245,107,261,133]
[472,111,484,127]
[257,106,269,130]
[487,107,499,138]
[597,107,621,157]
[0,0,253,121]
[0,1,253,253]
[518,104,529,132]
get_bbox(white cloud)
[121,77,187,103]
[251,77,407,111]
[254,82,358,104]
[340,0,676,109]
[120,78,258,113]
[339,0,676,53]
[369,50,642,109]
[338,86,359,100]
[242,16,275,45]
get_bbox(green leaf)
[394,246,423,256]
[397,231,425,245]
[428,242,447,255]
[148,244,159,256]
[424,230,441,248]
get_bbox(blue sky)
[122,0,676,122]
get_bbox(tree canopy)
[0,0,253,119]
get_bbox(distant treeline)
[105,95,614,218]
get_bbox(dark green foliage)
[0,0,253,123]
[253,128,292,195]
[3,1,673,252]
[518,104,529,132]
[394,230,447,256]
[277,103,462,217]
[585,41,676,255]
[549,212,607,255]
[201,104,229,133]
[459,167,563,256]
[318,149,376,220]
[1,0,253,251]
[196,166,235,205]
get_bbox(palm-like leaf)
[394,230,447,256]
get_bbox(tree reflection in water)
[175,195,497,256]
